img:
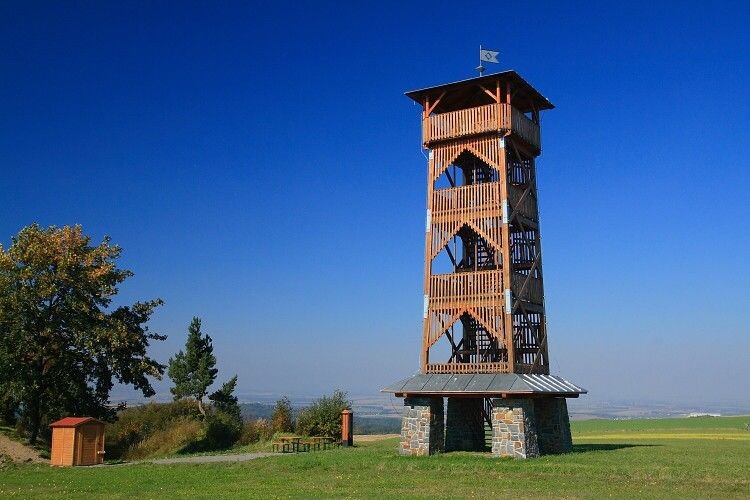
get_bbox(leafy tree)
[271,396,295,433]
[0,390,18,425]
[295,390,350,438]
[0,224,165,444]
[167,317,217,416]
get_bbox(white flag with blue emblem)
[480,49,499,63]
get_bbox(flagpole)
[476,44,485,76]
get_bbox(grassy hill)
[1,416,748,498]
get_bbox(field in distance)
[1,416,748,498]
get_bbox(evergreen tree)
[209,375,240,421]
[167,317,217,416]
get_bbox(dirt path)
[105,435,400,466]
[0,433,45,463]
[143,452,276,465]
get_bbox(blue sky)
[1,1,748,405]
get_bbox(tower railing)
[432,183,500,216]
[511,272,543,304]
[510,106,540,151]
[425,361,508,374]
[423,103,540,151]
[507,185,537,220]
[429,270,503,304]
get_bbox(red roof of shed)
[49,417,103,428]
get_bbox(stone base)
[445,398,486,452]
[491,399,540,458]
[535,398,573,454]
[399,397,444,456]
[398,395,573,459]
[490,397,573,459]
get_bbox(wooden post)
[341,409,353,447]
[499,137,515,372]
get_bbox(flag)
[480,49,499,64]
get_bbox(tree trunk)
[197,398,206,417]
[27,397,41,445]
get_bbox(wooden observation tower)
[385,70,586,458]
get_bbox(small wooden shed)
[49,417,106,466]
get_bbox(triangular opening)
[429,312,508,365]
[432,223,499,274]
[434,150,499,190]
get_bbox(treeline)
[105,390,351,459]
[101,312,351,459]
[353,417,401,435]
[0,224,352,459]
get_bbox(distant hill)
[352,416,401,435]
[240,403,275,421]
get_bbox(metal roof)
[382,373,586,397]
[405,70,554,113]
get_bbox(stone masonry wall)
[534,398,573,454]
[400,397,444,456]
[445,397,486,452]
[490,399,540,459]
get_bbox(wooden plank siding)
[49,420,105,466]
[50,427,76,466]
[77,424,98,465]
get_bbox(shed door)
[78,425,99,465]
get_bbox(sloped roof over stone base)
[382,373,587,398]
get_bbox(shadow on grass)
[573,443,660,453]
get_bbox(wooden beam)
[477,84,499,103]
[425,90,447,116]
[499,138,515,372]
[445,169,455,187]
[506,82,512,106]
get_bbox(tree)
[205,375,242,448]
[167,317,217,417]
[271,397,295,433]
[209,375,240,421]
[0,224,165,444]
[295,390,350,438]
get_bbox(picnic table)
[309,436,338,450]
[273,435,302,453]
[272,435,340,453]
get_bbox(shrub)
[201,412,241,451]
[271,397,294,433]
[106,400,249,458]
[239,418,273,445]
[295,390,351,438]
[124,418,203,460]
[106,400,197,459]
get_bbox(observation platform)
[405,70,554,152]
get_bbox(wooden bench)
[272,442,291,453]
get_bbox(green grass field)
[1,416,748,499]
